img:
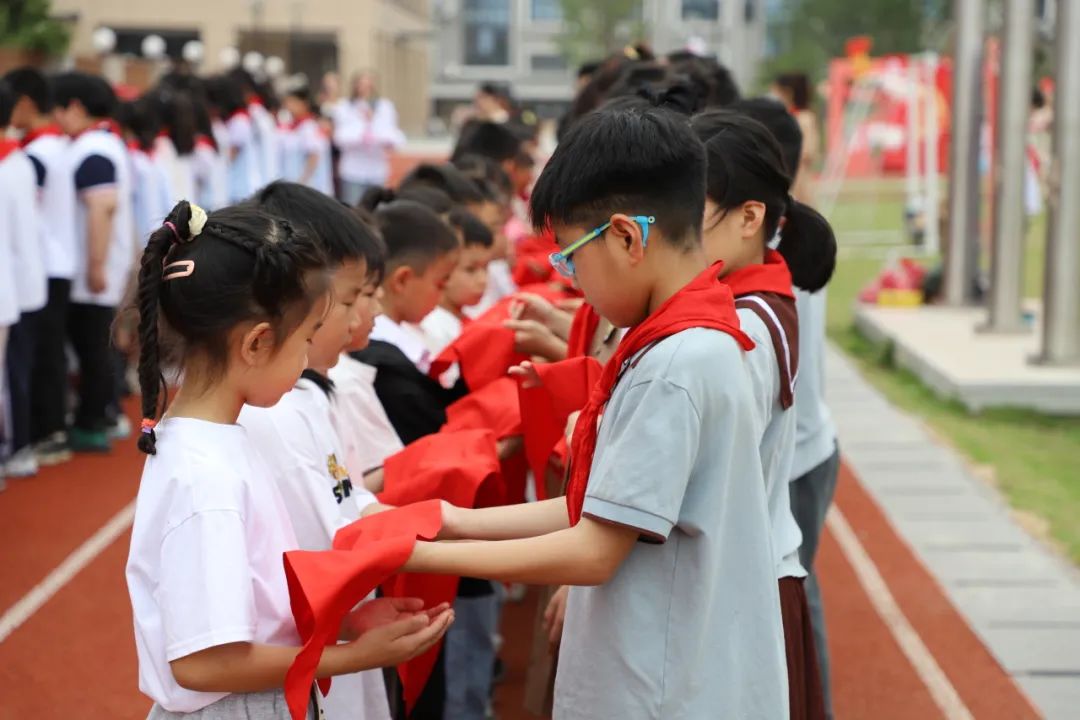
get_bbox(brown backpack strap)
[735,293,799,409]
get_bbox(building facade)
[49,0,433,135]
[429,0,766,119]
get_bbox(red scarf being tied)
[720,249,795,300]
[565,262,755,525]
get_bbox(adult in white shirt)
[333,72,406,206]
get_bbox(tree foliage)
[0,0,71,57]
[555,0,646,67]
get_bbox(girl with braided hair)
[124,200,453,719]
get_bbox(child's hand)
[557,297,585,313]
[342,597,430,639]
[504,319,566,361]
[508,360,542,389]
[338,604,454,672]
[543,585,570,652]
[438,501,462,540]
[510,292,557,325]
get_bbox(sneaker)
[69,427,111,453]
[4,447,39,478]
[35,433,73,466]
[108,415,132,441]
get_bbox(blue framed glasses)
[548,215,656,278]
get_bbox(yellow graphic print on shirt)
[328,453,354,504]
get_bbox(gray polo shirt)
[553,328,789,719]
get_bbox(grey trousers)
[789,443,841,720]
[147,690,315,720]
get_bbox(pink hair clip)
[163,221,181,243]
[163,260,195,280]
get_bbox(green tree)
[0,0,71,57]
[556,0,646,67]
[764,0,949,86]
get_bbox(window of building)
[464,0,511,66]
[532,0,562,21]
[530,53,567,72]
[682,0,720,21]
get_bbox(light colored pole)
[1036,0,1080,365]
[984,0,1033,332]
[923,53,942,256]
[906,56,922,213]
[944,0,985,305]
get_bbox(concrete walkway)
[825,343,1080,718]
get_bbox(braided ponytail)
[136,201,192,454]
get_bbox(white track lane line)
[0,500,136,644]
[826,506,975,720]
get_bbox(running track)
[0,400,1041,719]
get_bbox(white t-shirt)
[69,126,136,307]
[0,149,46,314]
[284,117,333,196]
[790,289,837,479]
[465,259,515,319]
[129,148,172,243]
[370,315,432,372]
[555,328,788,719]
[152,135,194,206]
[226,113,261,203]
[419,305,464,356]
[249,102,281,184]
[126,417,301,713]
[737,306,805,580]
[192,138,228,211]
[24,132,78,280]
[327,355,404,478]
[239,379,390,720]
[332,98,406,185]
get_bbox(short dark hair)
[400,163,485,205]
[530,98,707,247]
[775,72,811,111]
[691,110,835,292]
[252,182,387,282]
[116,97,162,153]
[3,66,52,113]
[204,74,246,118]
[52,72,116,118]
[133,202,329,455]
[367,197,460,272]
[729,97,803,176]
[285,82,314,108]
[0,79,14,127]
[452,120,522,163]
[149,87,197,155]
[451,153,513,201]
[448,208,494,249]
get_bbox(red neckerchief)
[248,96,265,108]
[195,134,215,151]
[0,138,21,162]
[228,109,250,121]
[72,119,121,139]
[567,303,602,359]
[721,249,795,299]
[20,124,62,147]
[126,139,148,155]
[565,261,754,525]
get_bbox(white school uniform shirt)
[282,116,333,195]
[152,135,194,206]
[790,289,837,480]
[249,101,281,184]
[370,315,432,372]
[69,125,136,308]
[192,137,228,211]
[239,379,391,720]
[0,147,46,314]
[736,305,806,580]
[332,98,406,186]
[23,129,77,281]
[327,354,404,477]
[554,328,789,719]
[419,305,464,356]
[225,112,261,203]
[128,147,171,243]
[126,418,301,713]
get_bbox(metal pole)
[923,52,941,256]
[906,54,922,211]
[984,0,1033,332]
[944,0,985,305]
[1036,0,1080,365]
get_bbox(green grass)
[827,194,1080,565]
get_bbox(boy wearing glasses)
[403,97,789,718]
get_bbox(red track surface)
[0,400,1040,719]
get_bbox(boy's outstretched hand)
[509,360,542,389]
